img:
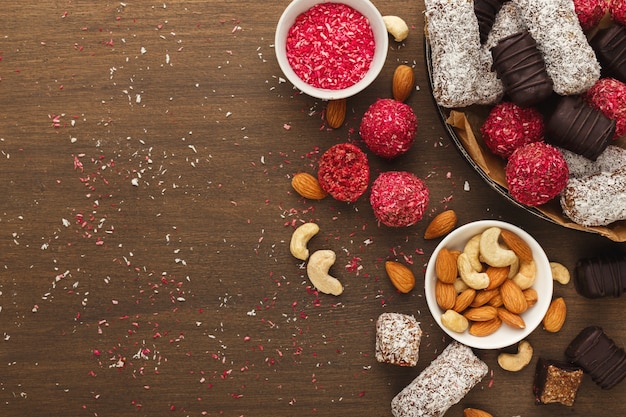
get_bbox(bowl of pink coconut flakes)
[275,0,389,100]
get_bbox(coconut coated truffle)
[359,98,417,159]
[370,171,429,227]
[505,142,569,206]
[317,143,370,202]
[481,101,545,158]
[585,77,626,138]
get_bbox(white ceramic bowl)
[424,220,553,350]
[275,0,389,100]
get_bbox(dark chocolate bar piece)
[534,358,583,406]
[591,24,626,83]
[474,0,506,44]
[575,255,626,298]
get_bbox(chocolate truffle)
[490,30,553,107]
[359,99,417,159]
[545,95,615,160]
[534,358,583,406]
[317,143,370,202]
[574,255,626,298]
[590,24,626,82]
[565,326,626,389]
[474,0,506,43]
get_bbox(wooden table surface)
[1,1,625,416]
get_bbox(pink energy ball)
[505,142,569,206]
[610,0,626,24]
[480,101,545,158]
[573,0,609,29]
[318,143,370,202]
[360,98,417,159]
[370,171,429,227]
[585,77,626,138]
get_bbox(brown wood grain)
[1,1,625,416]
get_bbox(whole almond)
[291,172,328,200]
[500,229,533,263]
[392,64,415,102]
[385,261,415,293]
[453,288,476,313]
[435,247,458,284]
[435,280,456,310]
[500,279,528,314]
[463,305,498,322]
[470,288,499,307]
[325,98,347,128]
[543,297,566,333]
[464,408,494,417]
[487,292,504,308]
[424,210,458,239]
[469,317,502,336]
[523,288,538,307]
[497,307,526,329]
[485,266,510,290]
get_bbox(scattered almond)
[291,172,328,200]
[424,210,457,239]
[469,317,502,336]
[543,297,567,333]
[464,408,494,417]
[435,247,458,284]
[500,229,533,263]
[500,279,528,314]
[385,261,415,293]
[497,307,526,329]
[325,98,346,128]
[435,280,456,310]
[392,64,415,102]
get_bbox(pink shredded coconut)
[572,0,608,30]
[286,3,375,90]
[370,171,429,227]
[585,77,626,138]
[360,98,418,159]
[610,0,626,25]
[317,142,370,202]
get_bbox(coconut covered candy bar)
[375,312,423,367]
[391,341,488,417]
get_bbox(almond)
[486,291,504,308]
[485,265,509,290]
[500,279,528,314]
[435,280,456,310]
[424,210,458,239]
[325,98,346,128]
[469,317,502,337]
[453,288,476,313]
[523,288,538,307]
[543,297,566,333]
[497,307,526,329]
[464,408,494,417]
[385,261,415,293]
[435,247,458,284]
[500,229,533,263]
[392,64,415,102]
[470,288,499,307]
[463,305,498,322]
[291,172,328,200]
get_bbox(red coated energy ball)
[505,142,569,206]
[610,0,626,24]
[370,171,429,227]
[359,98,417,159]
[585,77,626,138]
[318,143,370,202]
[573,0,608,30]
[480,101,545,159]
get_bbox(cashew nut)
[458,252,490,290]
[453,277,469,294]
[511,260,536,290]
[507,256,520,278]
[479,227,518,267]
[382,15,409,42]
[306,249,343,296]
[289,222,320,261]
[441,309,469,333]
[550,262,571,285]
[463,234,484,272]
[497,340,533,372]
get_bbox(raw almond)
[470,288,499,307]
[500,229,533,263]
[500,279,528,314]
[486,292,504,308]
[497,307,526,329]
[435,247,458,284]
[424,210,458,239]
[385,261,415,293]
[435,280,456,310]
[392,64,415,102]
[325,98,346,128]
[469,317,502,336]
[464,408,494,417]
[485,265,509,290]
[523,288,538,307]
[291,172,328,200]
[543,297,566,333]
[463,305,498,322]
[453,288,476,313]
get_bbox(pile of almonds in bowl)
[424,220,554,350]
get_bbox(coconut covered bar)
[375,313,423,366]
[391,341,488,417]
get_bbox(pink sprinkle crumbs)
[286,3,375,90]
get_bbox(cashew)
[306,250,343,296]
[479,227,518,267]
[463,234,484,272]
[550,262,571,285]
[441,309,469,333]
[507,256,520,278]
[453,277,469,294]
[497,340,533,372]
[512,260,536,290]
[289,222,320,261]
[458,252,490,290]
[382,15,409,42]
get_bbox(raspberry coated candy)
[481,101,545,158]
[573,0,608,30]
[505,142,569,206]
[585,78,626,138]
[359,98,417,159]
[610,0,626,25]
[370,171,429,227]
[317,143,370,203]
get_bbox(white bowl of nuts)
[274,0,389,100]
[424,220,553,350]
